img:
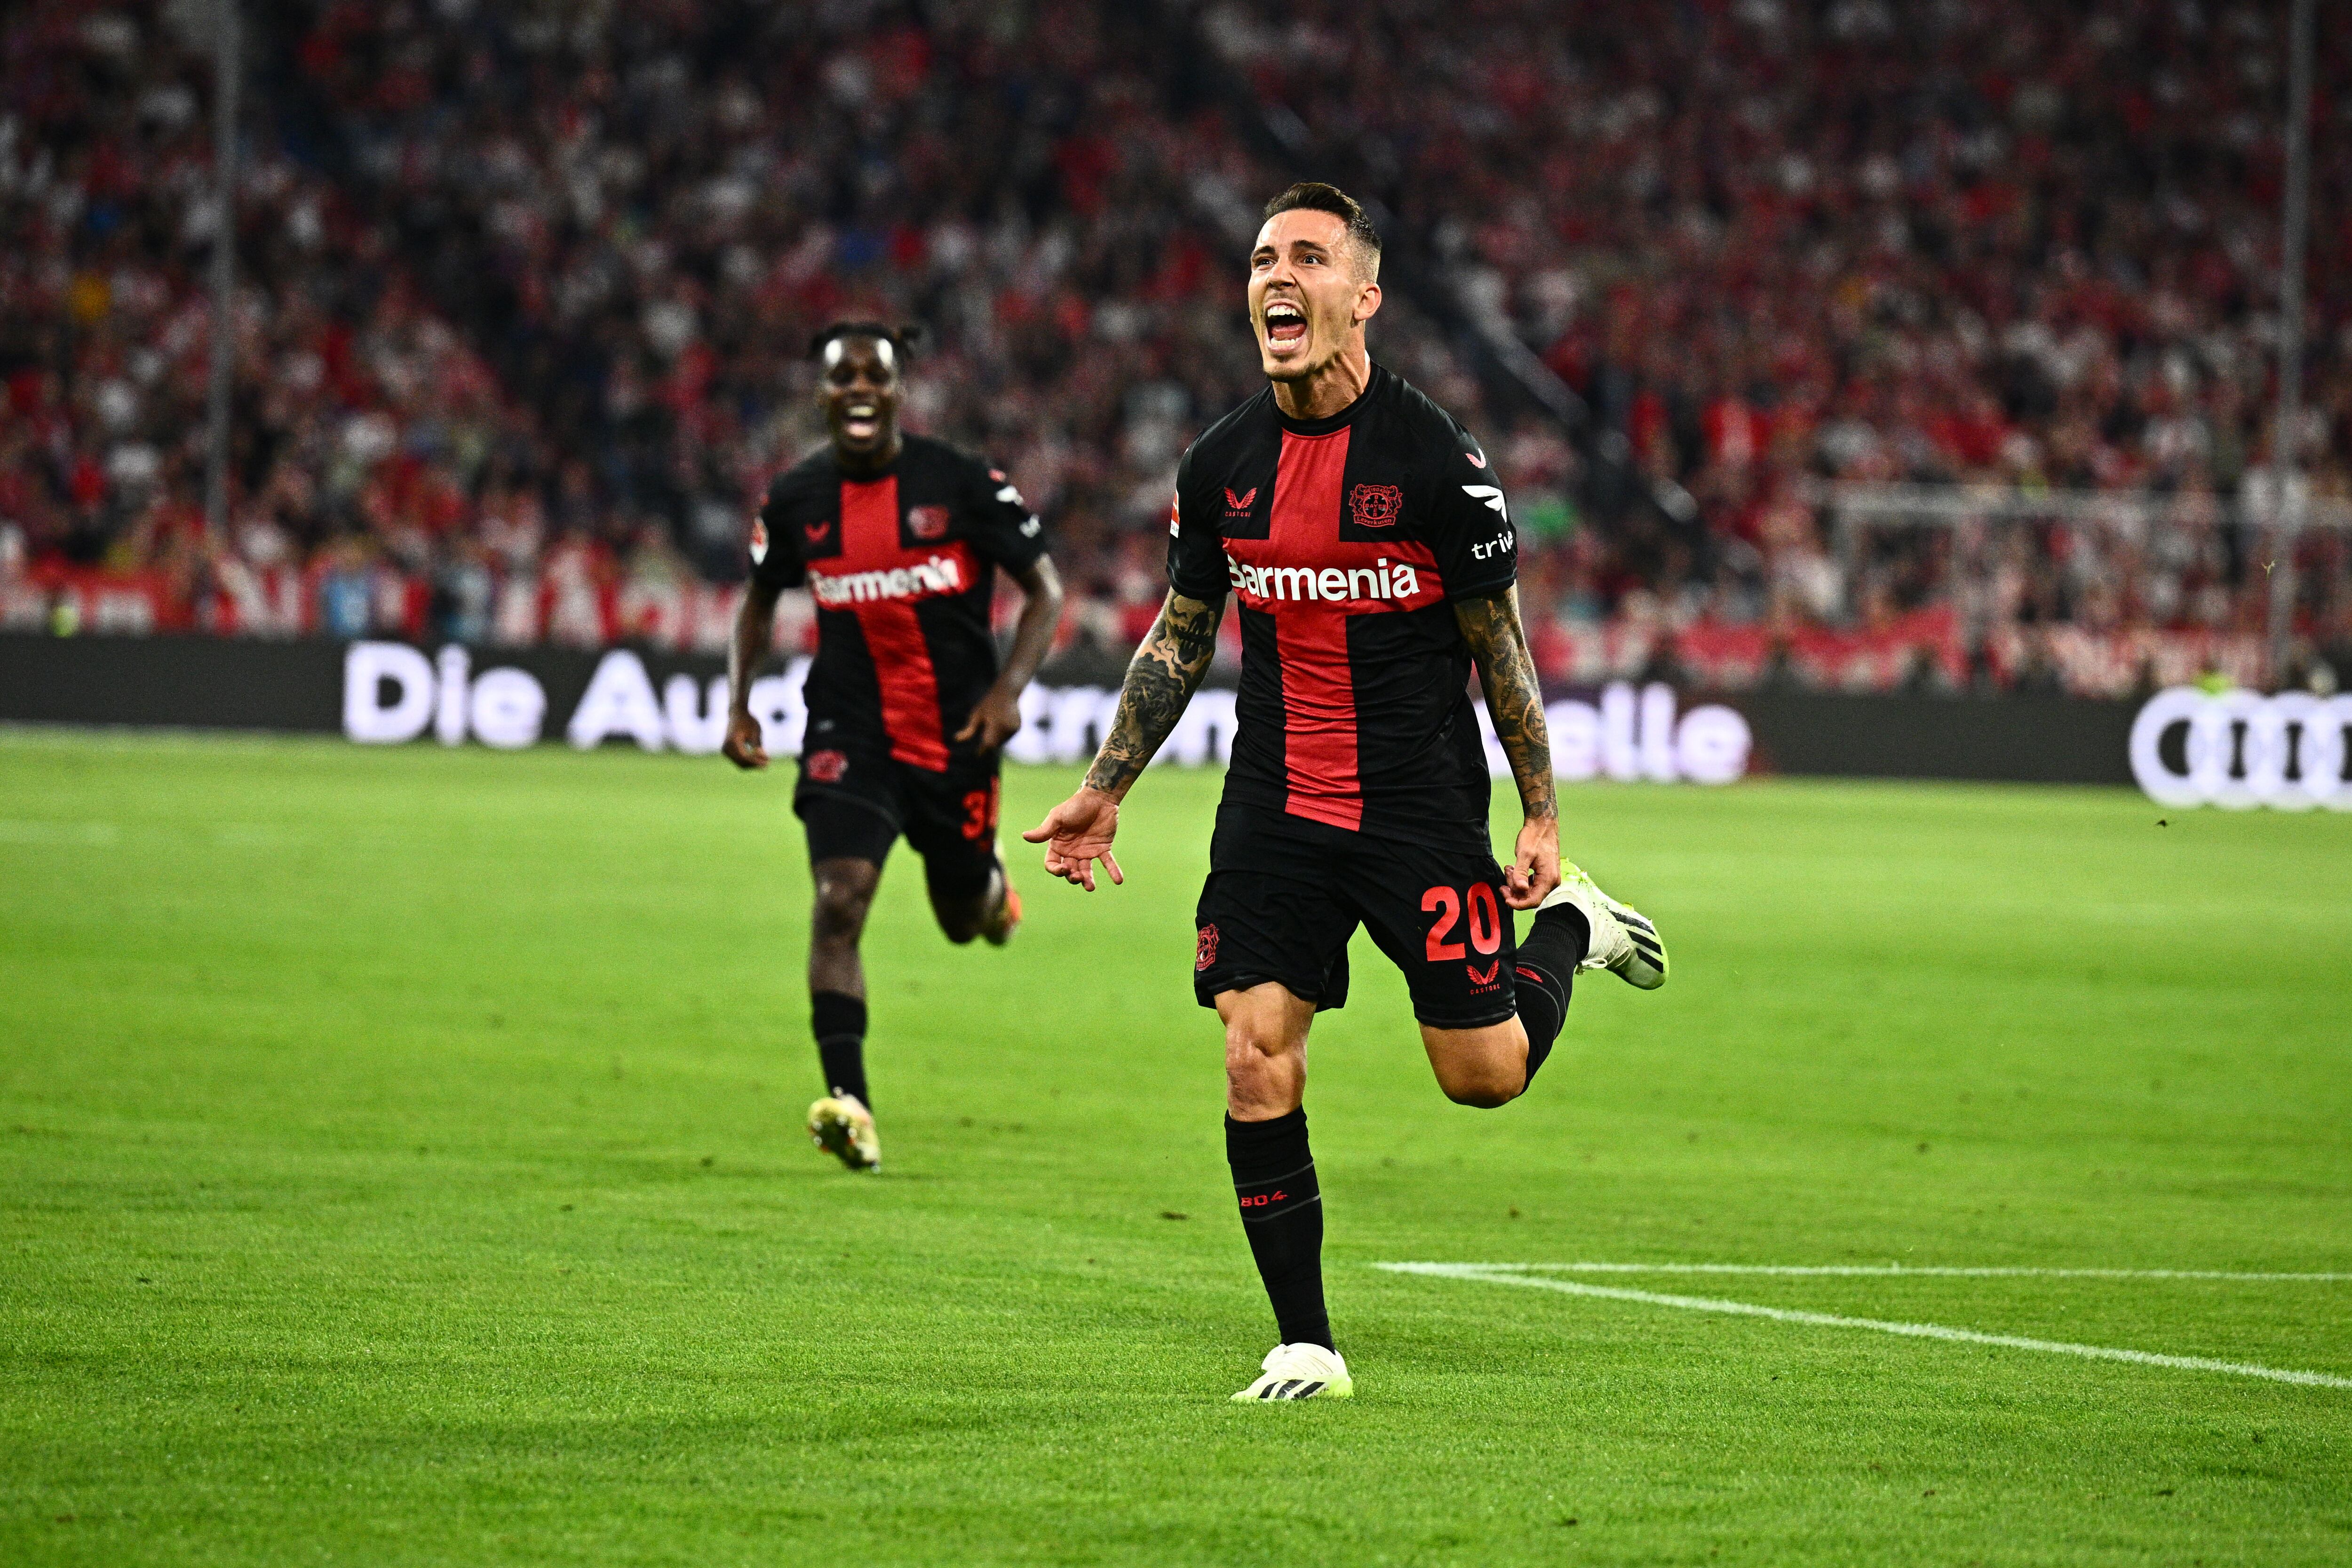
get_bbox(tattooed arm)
[1022,589,1224,890]
[1454,587,1561,909]
[1086,591,1224,797]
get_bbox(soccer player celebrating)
[725,323,1064,1174]
[1025,186,1667,1400]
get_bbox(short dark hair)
[808,320,918,362]
[1262,182,1382,279]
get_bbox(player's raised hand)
[1023,786,1124,891]
[1503,815,1560,909]
[953,683,1024,753]
[720,709,769,771]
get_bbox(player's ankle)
[1280,1322,1335,1353]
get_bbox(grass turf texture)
[2,731,2348,1567]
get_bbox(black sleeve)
[1165,442,1231,603]
[1417,417,1517,601]
[748,478,806,591]
[956,457,1049,575]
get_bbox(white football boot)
[1232,1342,1353,1401]
[807,1093,881,1173]
[1542,864,1668,989]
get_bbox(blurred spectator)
[2,0,2345,696]
[1209,0,2352,685]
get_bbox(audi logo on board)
[2129,686,2352,810]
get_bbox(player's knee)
[1433,1058,1524,1109]
[1223,1022,1291,1094]
[1226,1039,1304,1117]
[812,901,868,944]
[1439,1079,1521,1109]
[1223,1017,1283,1070]
[811,878,876,942]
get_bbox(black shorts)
[1192,803,1518,1029]
[794,737,1002,900]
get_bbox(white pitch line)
[1375,1264,2352,1391]
[1464,1261,2352,1282]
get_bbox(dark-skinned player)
[1026,187,1668,1400]
[724,323,1065,1173]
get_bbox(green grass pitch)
[3,730,2349,1566]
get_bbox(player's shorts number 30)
[2130,687,2352,811]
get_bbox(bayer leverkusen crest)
[1349,483,1403,529]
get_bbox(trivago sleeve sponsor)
[958,454,1049,574]
[1166,442,1232,603]
[1414,420,1517,602]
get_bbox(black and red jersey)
[1168,364,1516,847]
[752,434,1047,771]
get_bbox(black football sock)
[1226,1108,1332,1351]
[811,990,869,1107]
[1512,904,1588,1089]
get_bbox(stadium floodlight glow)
[2128,685,2352,810]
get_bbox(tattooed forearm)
[1454,588,1556,820]
[1084,590,1224,798]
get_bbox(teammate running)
[725,322,1064,1174]
[1025,185,1667,1400]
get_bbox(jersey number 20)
[1421,883,1502,962]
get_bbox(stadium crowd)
[2,0,2347,693]
[1204,0,2352,688]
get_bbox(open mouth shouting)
[1262,299,1308,358]
[839,401,883,444]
